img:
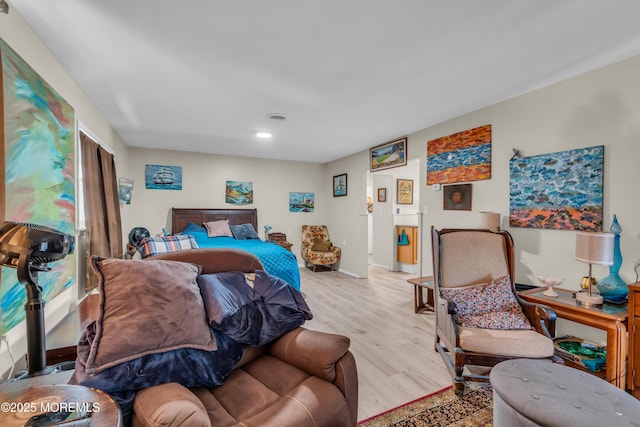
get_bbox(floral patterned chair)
[301,225,341,271]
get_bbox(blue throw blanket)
[182,225,301,290]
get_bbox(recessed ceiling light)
[256,131,273,139]
[267,113,287,121]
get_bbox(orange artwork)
[426,124,492,185]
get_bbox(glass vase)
[597,214,628,302]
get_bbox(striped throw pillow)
[138,235,199,258]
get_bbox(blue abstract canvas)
[509,145,604,231]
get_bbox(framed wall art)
[443,184,472,211]
[289,192,315,212]
[427,124,492,184]
[370,137,407,172]
[396,179,413,204]
[377,187,387,202]
[226,180,253,204]
[509,145,604,231]
[145,164,183,190]
[333,173,347,197]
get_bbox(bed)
[171,208,301,290]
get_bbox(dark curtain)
[80,131,123,291]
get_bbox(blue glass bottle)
[597,215,628,302]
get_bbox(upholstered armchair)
[301,225,341,271]
[431,227,563,395]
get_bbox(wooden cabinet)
[397,226,418,264]
[628,283,640,397]
[268,232,293,252]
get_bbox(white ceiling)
[10,0,640,164]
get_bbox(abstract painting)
[509,145,604,231]
[226,180,253,204]
[145,164,182,190]
[1,39,76,333]
[289,192,314,212]
[118,178,134,205]
[427,124,492,184]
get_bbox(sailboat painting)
[145,164,182,190]
[226,180,253,205]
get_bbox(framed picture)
[289,192,314,212]
[333,173,347,197]
[443,184,472,211]
[377,187,387,202]
[225,180,253,205]
[145,164,183,190]
[396,179,413,204]
[370,137,407,172]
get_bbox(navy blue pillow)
[197,270,312,346]
[230,223,260,240]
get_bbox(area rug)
[358,383,493,427]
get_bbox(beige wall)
[0,6,128,373]
[416,54,640,290]
[0,6,128,169]
[122,147,326,261]
[324,53,640,342]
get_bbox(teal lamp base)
[597,273,628,303]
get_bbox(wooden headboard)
[171,208,258,234]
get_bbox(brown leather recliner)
[81,248,358,427]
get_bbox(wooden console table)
[406,276,434,313]
[519,287,628,390]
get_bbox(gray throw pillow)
[230,223,260,240]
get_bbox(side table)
[406,276,434,313]
[268,232,293,252]
[272,241,293,252]
[519,287,628,390]
[0,377,121,426]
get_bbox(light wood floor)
[300,265,451,421]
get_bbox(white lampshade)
[575,232,614,266]
[479,211,500,232]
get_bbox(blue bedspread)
[188,230,301,290]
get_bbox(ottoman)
[490,358,640,426]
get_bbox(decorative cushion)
[197,270,312,346]
[204,219,233,238]
[440,275,532,330]
[138,235,199,259]
[86,257,217,374]
[230,223,260,240]
[179,222,207,234]
[311,238,332,252]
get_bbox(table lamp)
[575,231,614,307]
[479,211,501,232]
[0,221,74,378]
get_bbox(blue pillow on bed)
[230,223,260,240]
[180,222,207,234]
